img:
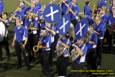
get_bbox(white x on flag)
[59,17,69,33]
[45,6,59,21]
[76,23,86,37]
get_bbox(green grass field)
[4,0,98,13]
[0,0,115,77]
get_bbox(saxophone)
[33,42,43,53]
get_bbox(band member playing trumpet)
[12,17,30,70]
[56,33,71,77]
[70,38,88,77]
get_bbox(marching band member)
[45,25,58,67]
[99,7,109,46]
[56,33,71,77]
[84,1,94,25]
[98,0,107,9]
[86,25,98,70]
[26,11,41,61]
[12,17,30,70]
[39,28,54,76]
[0,12,10,61]
[70,38,88,77]
[94,14,106,68]
[34,0,42,15]
[108,7,115,51]
[69,0,80,27]
[60,0,71,16]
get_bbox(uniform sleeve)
[93,33,98,45]
[100,23,106,38]
[13,27,16,33]
[75,5,80,15]
[23,27,28,40]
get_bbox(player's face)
[2,14,7,20]
[100,8,105,16]
[95,16,101,25]
[31,1,36,8]
[72,0,77,3]
[88,26,94,33]
[77,39,84,46]
[113,0,115,6]
[28,13,33,19]
[16,19,22,27]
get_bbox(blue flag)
[75,18,88,40]
[43,4,61,23]
[56,14,70,35]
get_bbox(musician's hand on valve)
[76,46,83,56]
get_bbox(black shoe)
[0,57,3,61]
[16,65,22,69]
[26,65,32,71]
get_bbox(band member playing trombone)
[12,17,30,70]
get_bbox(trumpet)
[33,42,43,52]
[70,44,83,61]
